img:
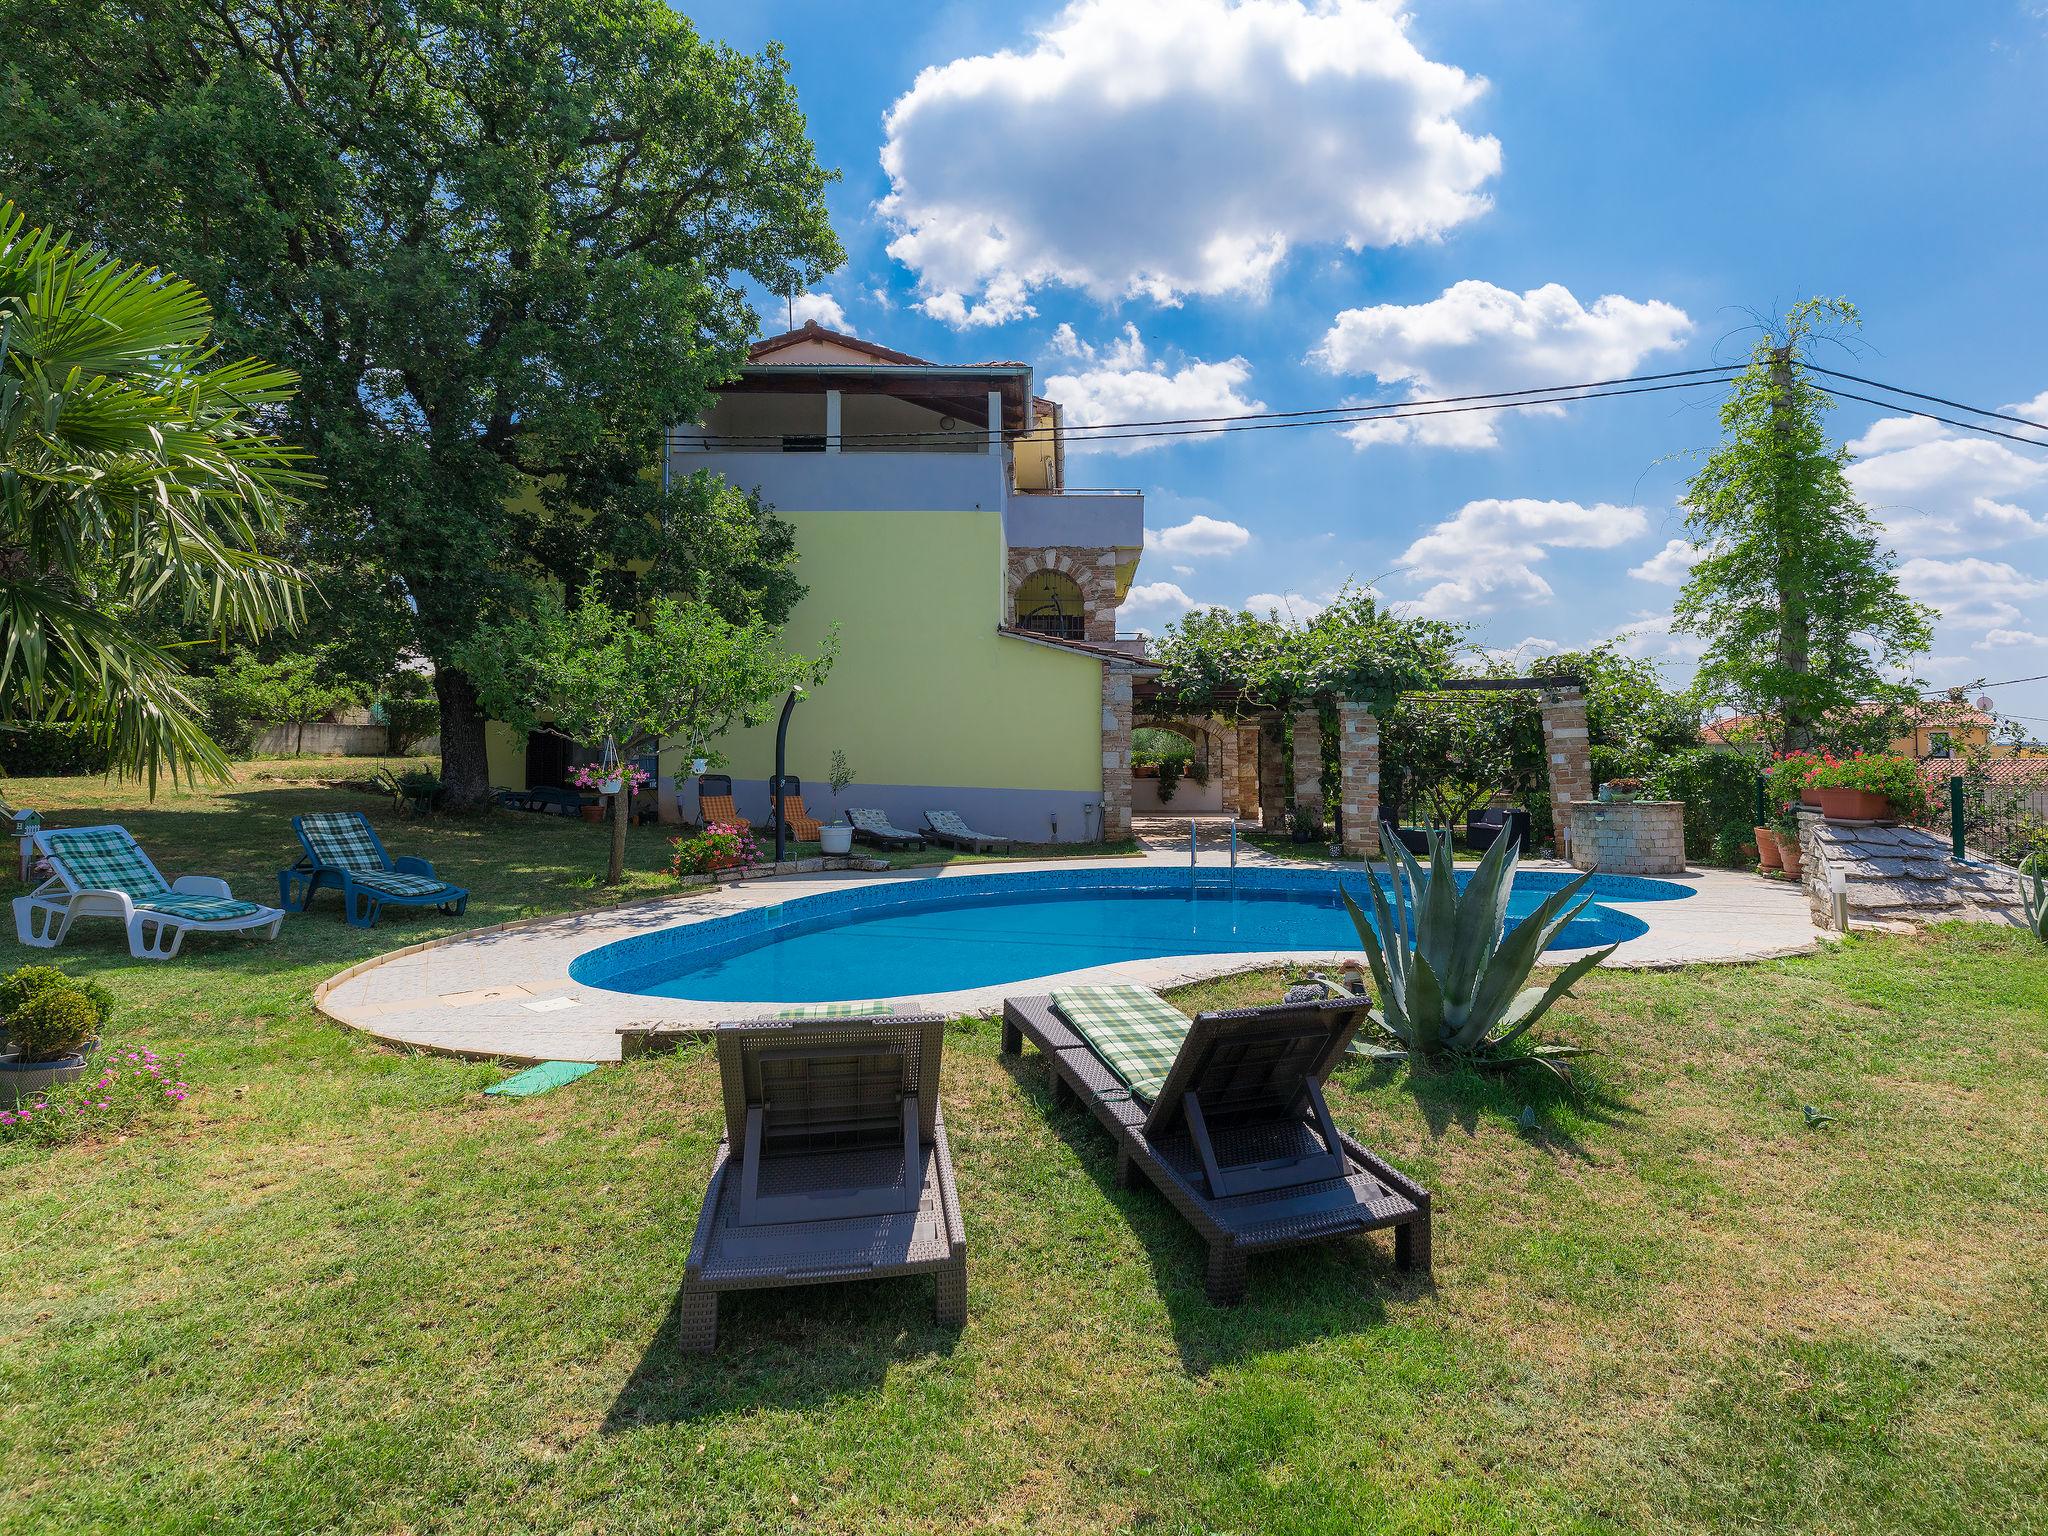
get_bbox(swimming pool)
[570,866,1693,1005]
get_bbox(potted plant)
[819,750,856,856]
[1774,813,1805,878]
[1808,752,1928,824]
[1599,776,1645,804]
[0,965,112,1107]
[1754,823,1782,871]
[1287,803,1322,844]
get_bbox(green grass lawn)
[3,763,2046,1534]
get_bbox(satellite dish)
[1976,695,1994,713]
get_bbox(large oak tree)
[0,0,841,802]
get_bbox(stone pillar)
[1215,718,1240,815]
[1100,667,1132,842]
[1258,720,1288,828]
[1540,685,1594,861]
[1235,726,1260,821]
[1291,709,1323,826]
[1338,703,1380,858]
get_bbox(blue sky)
[683,0,2048,723]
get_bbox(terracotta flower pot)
[1815,786,1892,823]
[580,804,603,824]
[1800,787,1823,807]
[1778,835,1805,878]
[1754,826,1781,870]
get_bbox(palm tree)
[0,200,312,783]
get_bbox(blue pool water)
[572,866,1692,1004]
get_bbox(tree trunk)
[608,788,627,884]
[1770,343,1813,751]
[436,667,494,811]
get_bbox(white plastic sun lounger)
[14,825,285,959]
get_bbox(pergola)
[1128,674,1595,860]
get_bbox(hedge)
[1649,747,1759,866]
[0,723,114,777]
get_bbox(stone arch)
[1006,545,1120,642]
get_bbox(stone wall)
[1800,815,2020,932]
[1100,668,1132,841]
[1337,704,1380,858]
[1291,710,1323,825]
[1541,686,1595,860]
[1235,725,1260,823]
[1566,799,1685,875]
[1258,721,1288,827]
[1006,545,1122,641]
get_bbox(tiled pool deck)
[315,851,1819,1064]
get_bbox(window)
[1014,569,1086,640]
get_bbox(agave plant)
[2022,856,2048,942]
[1341,825,1617,1076]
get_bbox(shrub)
[0,965,114,1034]
[1650,747,1760,865]
[670,823,759,877]
[8,988,102,1062]
[0,722,114,776]
[0,1042,191,1144]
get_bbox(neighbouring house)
[484,321,1152,841]
[1702,702,2007,760]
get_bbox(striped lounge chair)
[847,808,923,850]
[696,774,751,833]
[14,824,285,959]
[769,775,821,842]
[279,811,469,929]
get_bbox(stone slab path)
[316,854,1818,1064]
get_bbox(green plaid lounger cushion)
[350,869,453,899]
[135,893,268,923]
[44,829,166,897]
[298,812,388,871]
[1050,983,1192,1103]
[771,1001,895,1020]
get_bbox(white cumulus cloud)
[1148,513,1252,559]
[1244,590,1335,623]
[1395,497,1648,615]
[1628,537,1704,585]
[1118,580,1202,632]
[1312,280,1693,449]
[764,292,853,333]
[1974,628,2048,650]
[879,0,1499,326]
[1043,324,1264,455]
[1846,393,2048,555]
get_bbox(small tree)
[460,587,837,884]
[208,651,363,756]
[1672,299,1935,751]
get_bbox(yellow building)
[487,322,1151,842]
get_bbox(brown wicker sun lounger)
[1001,991,1430,1304]
[922,810,1012,853]
[679,1012,967,1351]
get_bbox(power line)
[1803,385,2048,451]
[1804,365,2048,435]
[669,371,1745,450]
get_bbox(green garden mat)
[485,1060,599,1097]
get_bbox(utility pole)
[1769,340,1813,752]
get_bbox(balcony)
[665,446,1008,514]
[1005,488,1143,551]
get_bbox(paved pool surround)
[315,852,1820,1064]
